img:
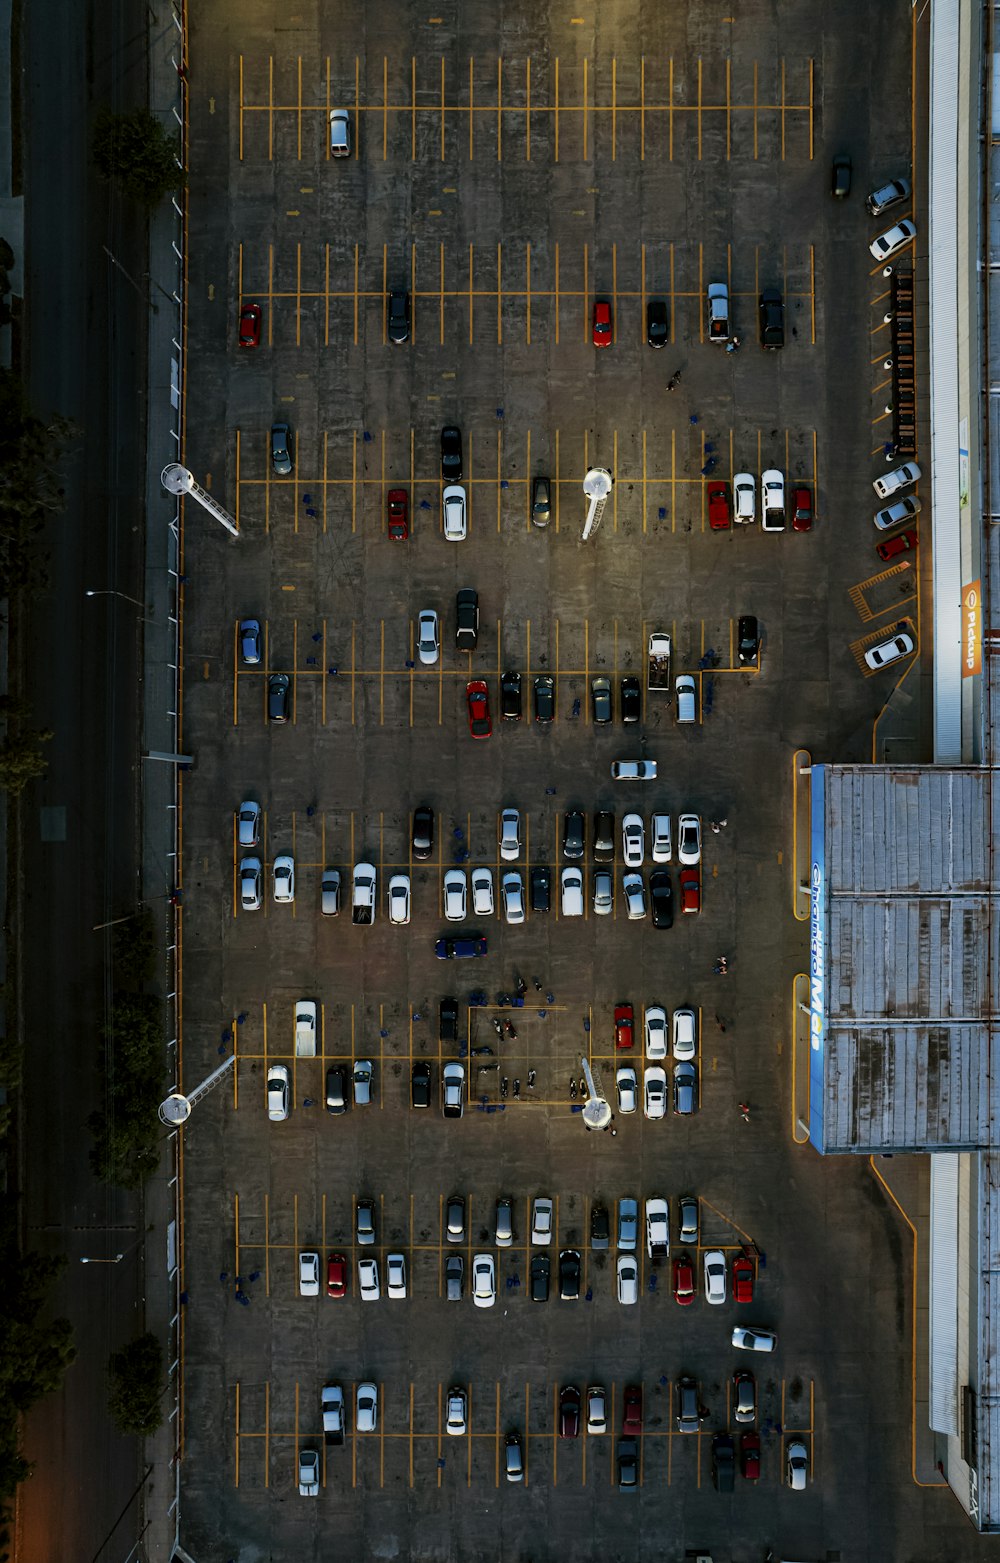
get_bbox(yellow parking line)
[410,57,416,161]
[554,242,560,343]
[697,58,703,160]
[383,56,388,160]
[296,56,303,161]
[582,243,588,341]
[668,58,674,160]
[642,429,647,534]
[554,58,560,160]
[525,57,531,160]
[582,56,589,160]
[239,56,245,161]
[525,243,531,345]
[354,57,360,159]
[440,57,446,161]
[611,57,617,160]
[496,242,503,342]
[781,58,787,160]
[555,429,560,530]
[753,61,759,159]
[436,1383,443,1487]
[439,243,445,343]
[268,55,274,162]
[809,57,815,158]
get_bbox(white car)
[672,1006,697,1060]
[443,868,468,921]
[866,176,911,216]
[472,1253,496,1308]
[703,1250,728,1305]
[611,760,658,780]
[593,869,613,915]
[616,1254,639,1305]
[865,631,915,671]
[587,1385,607,1434]
[677,813,701,865]
[873,496,921,531]
[499,808,521,860]
[645,1197,670,1257]
[358,1257,380,1301]
[417,609,440,665]
[622,812,645,867]
[298,1250,320,1296]
[386,1252,407,1299]
[446,1387,468,1434]
[501,872,525,925]
[616,1065,638,1114]
[442,1061,465,1117]
[239,855,262,911]
[560,867,584,917]
[787,1438,809,1490]
[443,484,467,540]
[761,469,785,533]
[531,1197,554,1245]
[869,218,916,261]
[267,1064,289,1121]
[644,1005,668,1059]
[295,1000,317,1057]
[733,472,756,523]
[651,813,671,862]
[471,867,495,917]
[622,873,646,920]
[732,1325,777,1352]
[356,1382,378,1433]
[298,1447,320,1497]
[643,1066,667,1119]
[873,461,921,500]
[272,854,295,903]
[238,800,261,848]
[387,873,411,925]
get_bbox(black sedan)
[559,1248,581,1300]
[412,804,434,861]
[737,614,760,668]
[650,869,673,929]
[501,670,522,720]
[758,288,785,349]
[411,1062,431,1108]
[325,1065,349,1115]
[441,425,463,480]
[646,298,669,347]
[620,676,641,724]
[530,1253,550,1303]
[534,675,555,723]
[590,1204,610,1251]
[387,289,410,343]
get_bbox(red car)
[592,299,613,347]
[708,482,731,530]
[732,1254,754,1303]
[614,1003,635,1049]
[741,1431,761,1482]
[239,302,262,347]
[680,867,701,914]
[791,486,812,532]
[387,489,408,541]
[559,1384,581,1438]
[876,527,918,562]
[326,1251,347,1298]
[622,1384,642,1435]
[466,680,492,738]
[672,1254,695,1306]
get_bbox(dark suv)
[530,865,551,913]
[758,288,784,349]
[412,805,434,861]
[268,673,290,723]
[501,670,522,720]
[439,996,458,1043]
[441,426,463,480]
[455,589,479,650]
[387,289,410,343]
[562,810,585,860]
[593,810,615,862]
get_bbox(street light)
[85,588,147,610]
[80,1253,124,1264]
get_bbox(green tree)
[107,1333,164,1437]
[0,369,72,595]
[0,728,51,795]
[92,108,184,208]
[0,1239,76,1516]
[112,908,157,989]
[88,992,164,1188]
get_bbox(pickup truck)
[322,1383,345,1446]
[352,863,376,925]
[294,1000,317,1057]
[647,632,672,693]
[707,282,730,342]
[645,1197,670,1259]
[761,469,786,533]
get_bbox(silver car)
[617,1197,638,1250]
[593,869,613,916]
[272,854,295,903]
[499,808,521,861]
[501,872,525,925]
[240,856,262,911]
[622,873,646,920]
[471,867,495,917]
[238,800,261,847]
[417,609,440,665]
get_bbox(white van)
[651,814,672,862]
[675,675,697,724]
[329,109,351,157]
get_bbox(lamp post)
[85,588,147,610]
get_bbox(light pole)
[85,588,147,610]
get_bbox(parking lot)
[176,2,963,1559]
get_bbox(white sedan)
[501,872,525,925]
[358,1257,380,1301]
[387,874,411,925]
[643,1066,667,1120]
[417,609,440,665]
[443,484,467,540]
[356,1382,378,1432]
[272,854,295,903]
[498,808,521,860]
[644,1005,668,1059]
[869,218,916,261]
[531,1198,554,1245]
[298,1251,320,1296]
[616,1254,639,1305]
[677,814,701,865]
[672,1006,697,1060]
[472,1253,496,1308]
[386,1252,407,1299]
[443,868,467,921]
[616,1065,638,1114]
[622,873,646,920]
[622,812,645,867]
[733,472,756,523]
[865,631,915,671]
[703,1249,727,1305]
[471,867,495,916]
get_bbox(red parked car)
[622,1384,642,1435]
[680,867,701,914]
[708,482,731,530]
[741,1431,761,1482]
[672,1254,696,1306]
[326,1252,347,1298]
[387,489,408,541]
[559,1384,581,1438]
[466,680,492,739]
[791,485,812,532]
[239,302,262,347]
[732,1254,755,1303]
[876,527,918,562]
[592,299,613,347]
[614,1003,635,1049]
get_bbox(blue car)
[434,935,488,959]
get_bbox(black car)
[590,1204,610,1251]
[531,475,551,528]
[268,672,290,723]
[759,287,784,349]
[439,996,459,1043]
[501,670,522,720]
[533,675,555,723]
[387,289,410,343]
[325,1064,349,1115]
[712,1434,736,1493]
[530,864,551,913]
[441,425,463,480]
[591,676,612,724]
[530,1253,550,1303]
[831,152,852,198]
[455,588,479,650]
[617,1439,639,1489]
[737,614,760,668]
[411,1061,431,1108]
[559,1249,581,1301]
[562,810,585,860]
[646,298,669,348]
[434,935,488,959]
[412,804,434,861]
[593,810,615,862]
[620,676,641,724]
[650,869,673,929]
[445,1195,466,1244]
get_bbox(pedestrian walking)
[710,820,721,833]
[739,1101,751,1122]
